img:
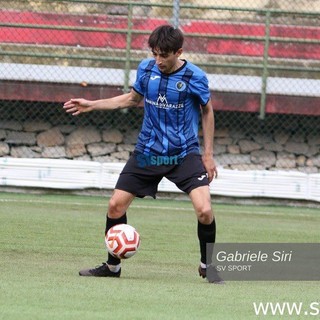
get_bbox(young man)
[64,25,221,283]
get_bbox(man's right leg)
[79,189,135,277]
[105,189,136,268]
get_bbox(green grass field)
[0,192,319,320]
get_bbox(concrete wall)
[150,0,320,21]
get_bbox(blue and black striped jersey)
[133,58,211,158]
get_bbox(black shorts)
[115,152,209,198]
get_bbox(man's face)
[152,48,183,74]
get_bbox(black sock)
[197,219,216,266]
[105,213,127,266]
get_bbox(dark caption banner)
[207,243,320,281]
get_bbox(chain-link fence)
[0,0,319,174]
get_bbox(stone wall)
[213,128,319,173]
[0,118,319,173]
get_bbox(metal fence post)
[124,2,133,93]
[172,0,180,28]
[259,10,271,120]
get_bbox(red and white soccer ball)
[105,224,140,259]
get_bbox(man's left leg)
[189,186,224,284]
[189,185,215,268]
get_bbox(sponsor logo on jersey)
[145,94,184,109]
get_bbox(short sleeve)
[195,75,210,106]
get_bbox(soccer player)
[63,25,222,283]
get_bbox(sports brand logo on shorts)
[198,174,208,181]
[175,81,187,91]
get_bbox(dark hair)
[148,25,184,53]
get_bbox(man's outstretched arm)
[63,89,143,116]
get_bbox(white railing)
[1,157,319,202]
[1,63,320,97]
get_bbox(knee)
[108,197,125,218]
[196,205,214,224]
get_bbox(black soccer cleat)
[198,265,207,278]
[79,263,121,277]
[198,265,225,285]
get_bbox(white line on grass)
[0,197,315,218]
[0,198,192,211]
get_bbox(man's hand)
[63,98,93,116]
[202,154,218,183]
